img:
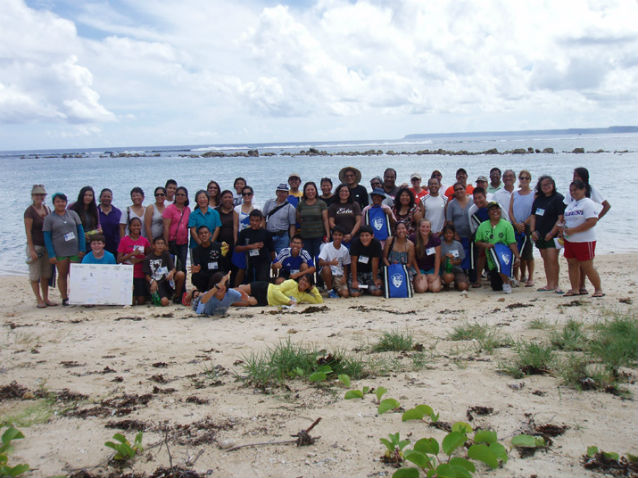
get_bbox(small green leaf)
[602,451,620,461]
[392,467,420,478]
[489,442,508,463]
[587,446,599,457]
[317,364,332,374]
[534,436,546,447]
[375,386,388,402]
[404,450,432,469]
[112,433,128,444]
[398,440,411,451]
[414,437,439,455]
[451,422,473,434]
[378,398,400,415]
[380,438,393,451]
[449,457,476,472]
[627,453,638,463]
[338,374,351,387]
[309,371,327,382]
[8,464,30,476]
[345,390,363,399]
[511,434,539,448]
[294,367,304,377]
[473,429,497,444]
[2,427,25,445]
[435,463,472,478]
[362,386,370,394]
[468,443,498,469]
[402,404,435,422]
[442,431,466,455]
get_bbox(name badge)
[535,208,545,216]
[358,255,369,264]
[291,269,300,275]
[64,231,75,242]
[451,250,459,258]
[249,248,259,257]
[426,247,436,256]
[208,262,218,270]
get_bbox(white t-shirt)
[564,185,605,216]
[564,197,597,243]
[421,194,448,234]
[318,242,351,276]
[492,188,514,222]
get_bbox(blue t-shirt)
[275,247,314,273]
[81,250,117,264]
[187,207,222,248]
[196,288,241,316]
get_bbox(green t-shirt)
[475,218,515,269]
[297,200,327,239]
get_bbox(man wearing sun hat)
[287,173,303,208]
[409,173,428,202]
[339,166,368,209]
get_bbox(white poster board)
[69,264,134,305]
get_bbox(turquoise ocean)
[1,130,636,275]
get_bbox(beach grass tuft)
[448,322,486,341]
[501,341,554,379]
[589,314,638,373]
[550,319,587,351]
[371,330,414,352]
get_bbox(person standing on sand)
[232,177,246,207]
[98,188,122,256]
[474,201,520,294]
[339,166,369,209]
[488,167,503,194]
[119,187,146,238]
[206,180,221,208]
[24,184,55,308]
[69,186,101,252]
[382,168,400,206]
[509,170,535,287]
[529,175,565,294]
[444,168,474,200]
[493,169,516,222]
[421,177,447,235]
[144,186,166,241]
[409,173,428,203]
[43,192,85,306]
[287,173,303,208]
[165,179,177,205]
[263,183,297,254]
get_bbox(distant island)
[404,126,638,140]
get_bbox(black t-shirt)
[237,228,274,265]
[349,184,369,209]
[143,252,174,281]
[532,193,566,236]
[349,237,382,274]
[192,241,226,274]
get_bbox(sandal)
[45,300,58,306]
[471,283,482,288]
[579,289,588,295]
[554,289,565,295]
[591,292,605,298]
[563,290,580,297]
[525,280,535,287]
[537,287,554,292]
[36,303,47,309]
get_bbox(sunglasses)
[155,193,166,197]
[519,176,531,180]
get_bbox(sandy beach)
[1,252,637,478]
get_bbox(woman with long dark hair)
[70,186,101,251]
[98,188,122,255]
[392,187,423,237]
[297,182,330,264]
[207,180,221,208]
[144,186,166,240]
[529,175,565,293]
[328,183,362,245]
[163,186,191,273]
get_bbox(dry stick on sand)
[226,417,322,452]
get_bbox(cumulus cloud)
[0,0,114,124]
[1,0,636,148]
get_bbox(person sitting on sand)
[474,202,520,294]
[82,234,116,264]
[143,236,185,306]
[272,235,316,284]
[186,271,248,316]
[235,209,275,283]
[349,225,383,297]
[235,273,323,307]
[318,226,351,298]
[191,226,228,292]
[439,224,469,291]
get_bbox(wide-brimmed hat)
[339,166,362,184]
[276,183,289,192]
[410,173,421,180]
[370,188,386,198]
[288,173,301,180]
[31,184,47,195]
[476,175,488,183]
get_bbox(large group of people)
[24,165,609,313]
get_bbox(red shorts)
[564,240,596,261]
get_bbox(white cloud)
[0,0,636,149]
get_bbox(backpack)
[383,263,413,298]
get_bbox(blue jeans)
[272,232,290,255]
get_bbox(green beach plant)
[0,426,29,477]
[372,330,414,352]
[104,431,143,462]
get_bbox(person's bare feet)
[45,300,58,306]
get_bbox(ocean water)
[1,131,636,275]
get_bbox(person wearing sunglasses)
[144,186,167,241]
[509,170,535,286]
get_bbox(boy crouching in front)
[143,237,185,306]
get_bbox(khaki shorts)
[28,245,51,282]
[332,275,346,290]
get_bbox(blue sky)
[1,0,636,150]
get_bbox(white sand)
[1,253,637,477]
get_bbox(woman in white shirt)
[561,180,603,298]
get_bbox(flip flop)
[36,303,47,309]
[45,300,58,306]
[537,287,554,292]
[579,289,589,295]
[525,280,535,287]
[563,291,580,297]
[471,283,482,288]
[554,289,565,295]
[591,292,605,298]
